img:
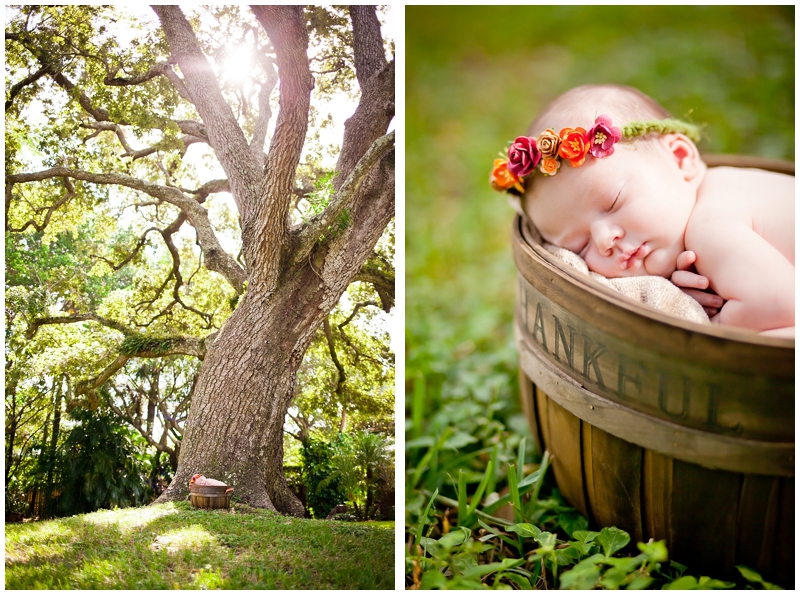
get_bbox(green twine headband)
[490,115,702,193]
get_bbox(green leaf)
[565,539,593,557]
[405,436,435,449]
[736,565,783,590]
[558,511,588,539]
[596,526,630,558]
[466,459,493,521]
[600,565,629,590]
[555,547,580,566]
[415,487,438,551]
[626,574,654,590]
[460,557,524,580]
[497,571,532,590]
[504,522,541,538]
[664,575,698,589]
[559,561,601,590]
[695,576,737,589]
[533,531,556,550]
[437,526,470,550]
[638,538,668,563]
[443,431,478,450]
[418,536,440,557]
[572,530,600,544]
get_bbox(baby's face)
[526,141,697,278]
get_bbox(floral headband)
[490,114,702,194]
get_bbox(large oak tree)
[5,5,394,515]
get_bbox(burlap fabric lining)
[543,242,709,325]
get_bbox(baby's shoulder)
[699,166,793,200]
[693,166,793,218]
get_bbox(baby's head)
[494,84,706,278]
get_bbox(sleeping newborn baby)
[491,84,794,338]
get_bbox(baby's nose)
[592,222,623,255]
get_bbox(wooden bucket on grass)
[513,155,794,587]
[189,484,233,509]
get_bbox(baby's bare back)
[685,166,794,332]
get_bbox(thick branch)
[349,6,387,88]
[248,5,315,289]
[323,316,346,399]
[80,121,205,159]
[152,5,261,225]
[26,313,132,340]
[5,64,52,111]
[293,130,395,265]
[7,167,246,293]
[75,355,130,397]
[103,61,170,86]
[354,255,395,312]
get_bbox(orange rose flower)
[490,158,524,193]
[539,158,561,176]
[536,128,561,160]
[558,127,590,167]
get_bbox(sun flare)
[220,46,253,84]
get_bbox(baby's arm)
[670,251,725,317]
[691,223,794,333]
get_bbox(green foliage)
[119,334,178,356]
[301,437,347,519]
[406,438,765,589]
[51,407,152,516]
[5,502,394,589]
[736,565,784,590]
[320,431,393,520]
[303,171,337,219]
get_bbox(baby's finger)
[681,288,725,308]
[671,269,709,290]
[676,251,697,271]
[703,306,720,318]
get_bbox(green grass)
[5,502,394,590]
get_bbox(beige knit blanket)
[543,243,710,325]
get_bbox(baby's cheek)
[644,251,677,278]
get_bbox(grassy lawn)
[5,502,394,590]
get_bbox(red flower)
[507,136,541,178]
[558,127,590,167]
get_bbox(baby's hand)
[671,251,725,318]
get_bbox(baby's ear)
[664,134,703,182]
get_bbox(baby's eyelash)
[607,196,619,212]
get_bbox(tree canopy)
[6,4,395,514]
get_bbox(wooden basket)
[513,155,794,586]
[189,484,233,509]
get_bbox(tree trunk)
[43,382,63,515]
[156,266,334,514]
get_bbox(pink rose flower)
[507,136,541,178]
[587,114,622,158]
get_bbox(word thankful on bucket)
[515,275,792,441]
